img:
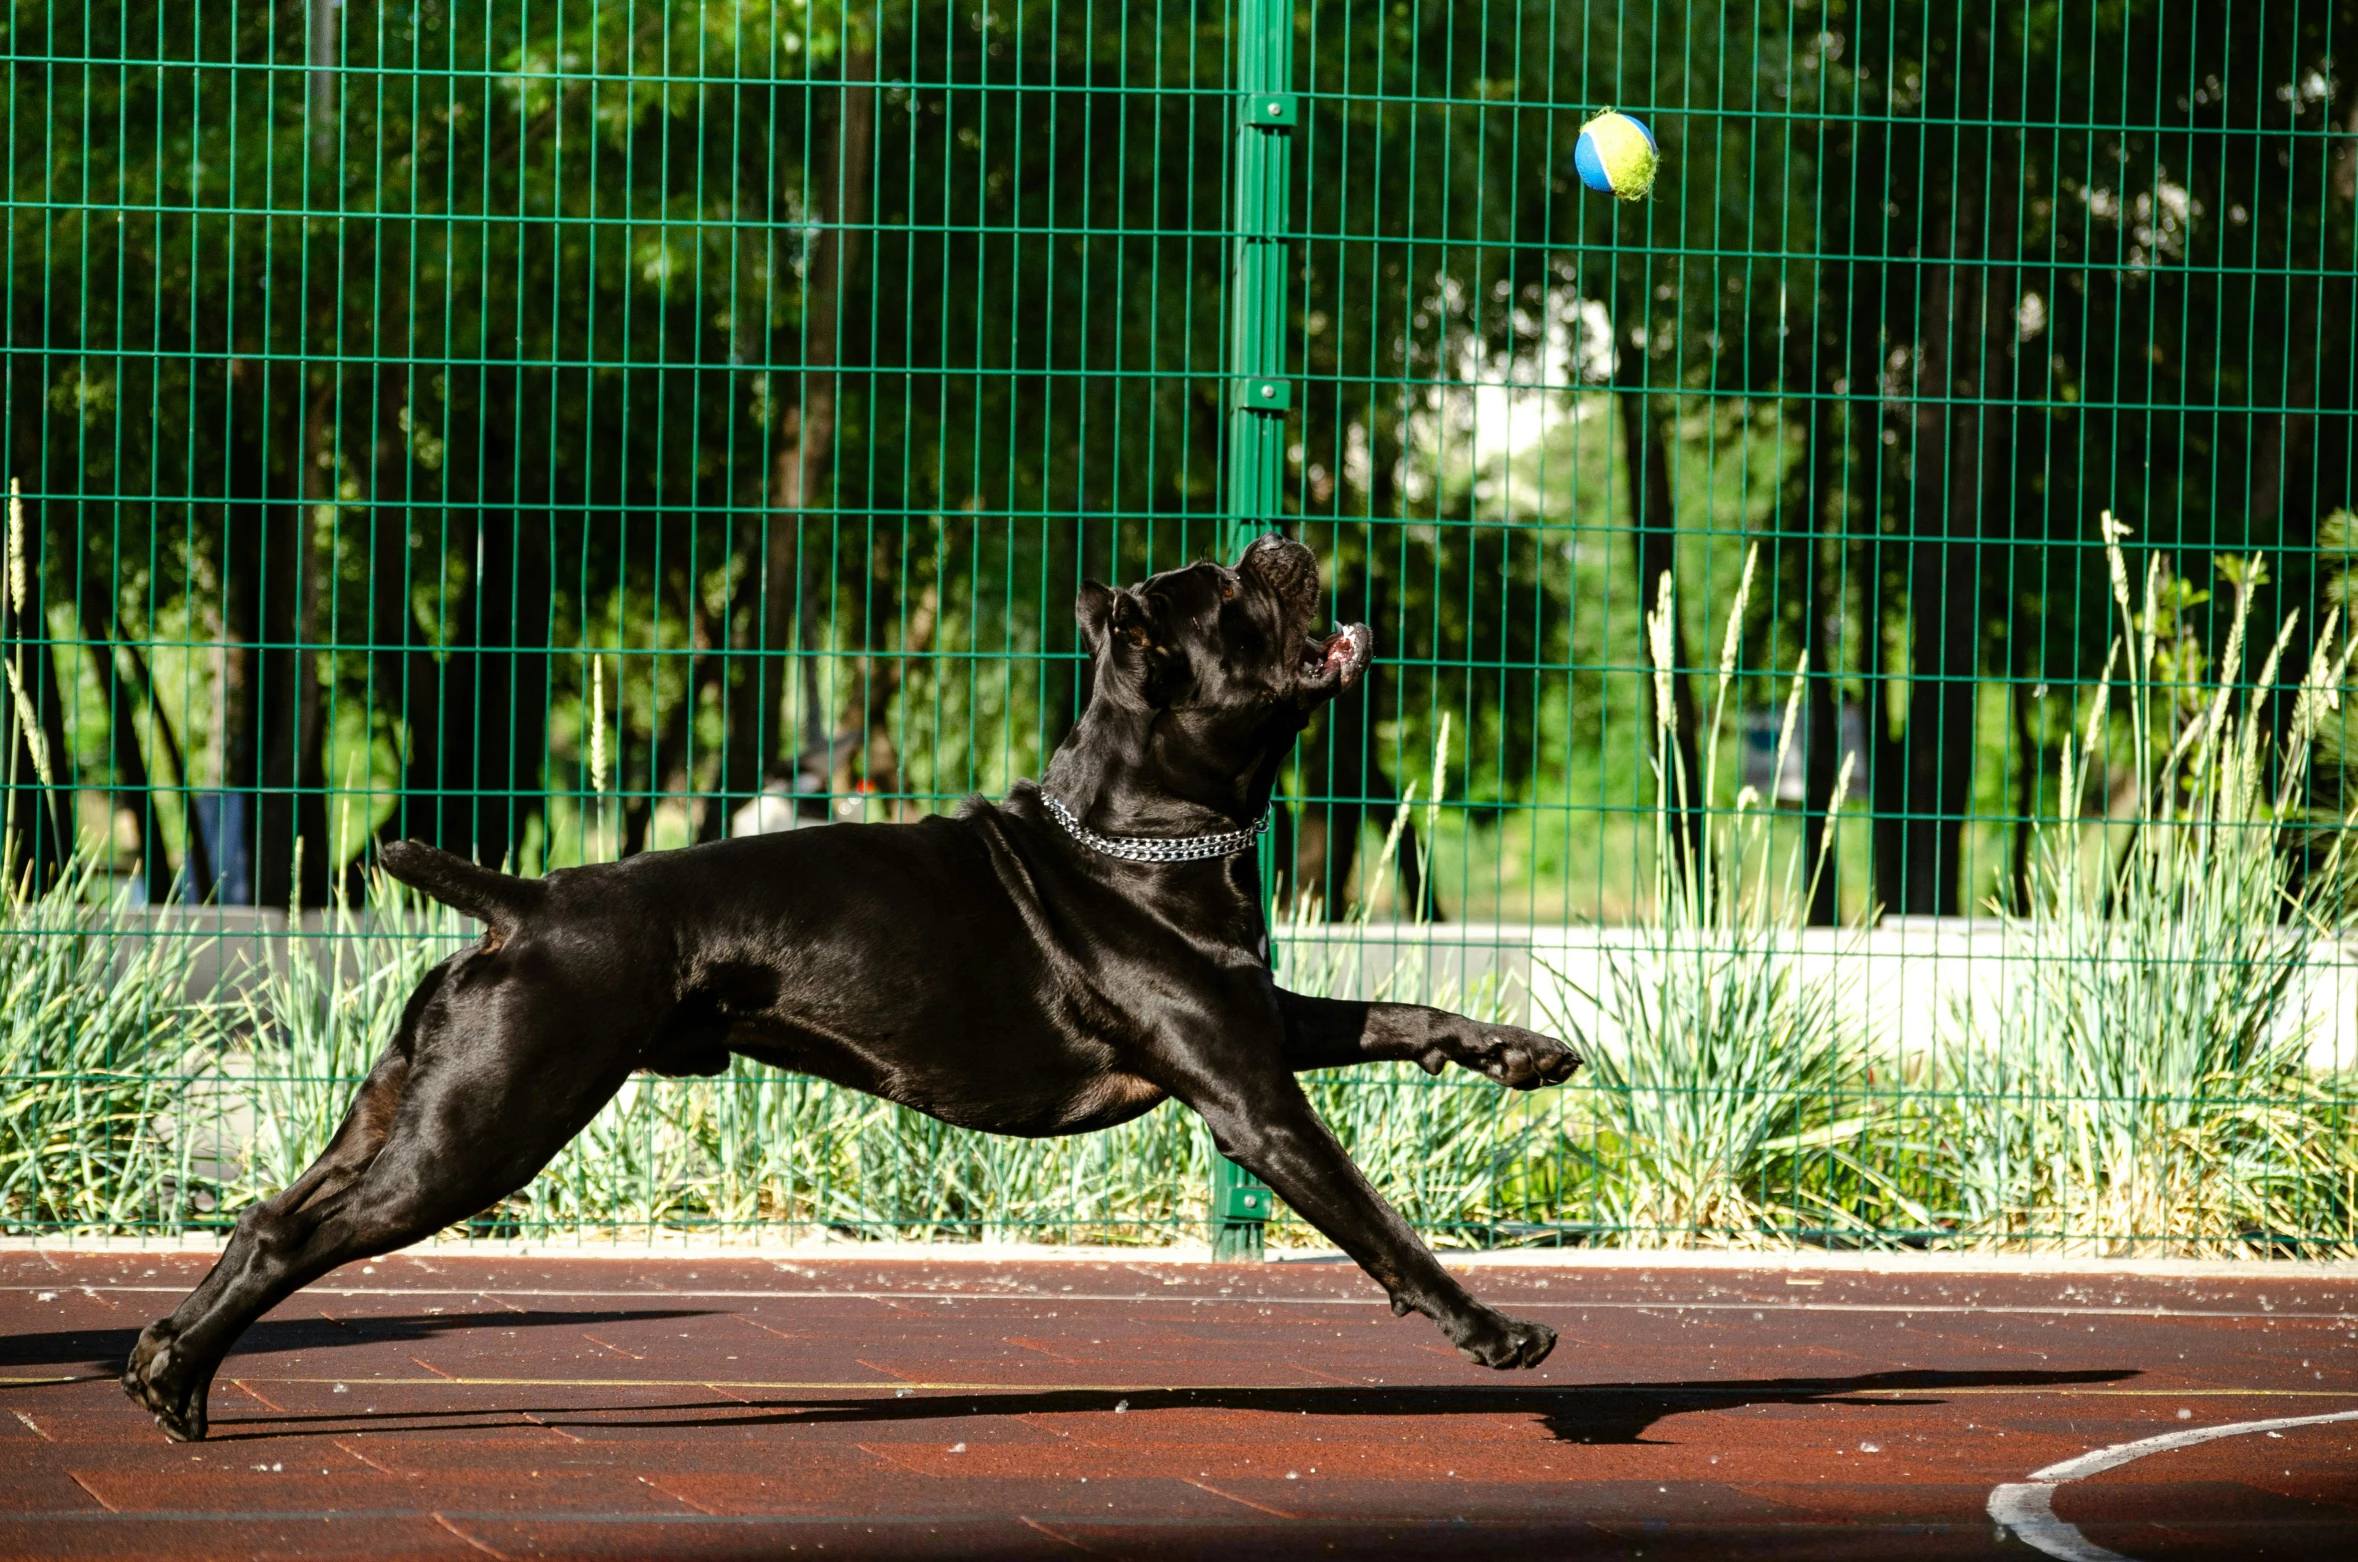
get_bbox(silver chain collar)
[1041,791,1269,864]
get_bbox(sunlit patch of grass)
[1536,549,1887,1248]
[0,858,216,1232]
[516,1066,1207,1245]
[1925,520,2358,1256]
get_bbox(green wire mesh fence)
[4,0,2356,1253]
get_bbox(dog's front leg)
[1275,990,1580,1088]
[1155,1034,1556,1370]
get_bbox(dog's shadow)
[3,1312,2139,1447]
[199,1364,2137,1447]
[0,1308,719,1374]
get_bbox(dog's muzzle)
[1239,534,1371,693]
[1301,622,1374,692]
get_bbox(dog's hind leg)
[123,950,639,1442]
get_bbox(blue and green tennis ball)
[1575,111,1658,201]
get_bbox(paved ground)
[3,1250,2355,1559]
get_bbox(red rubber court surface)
[4,1251,2356,1560]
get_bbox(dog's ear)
[1079,581,1157,654]
[1076,581,1115,649]
[1107,591,1150,646]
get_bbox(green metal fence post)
[1209,0,1296,1264]
[1221,0,1296,558]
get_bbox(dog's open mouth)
[1301,623,1374,689]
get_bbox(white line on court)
[1987,1408,2358,1562]
[5,1284,2357,1321]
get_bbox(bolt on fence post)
[1210,0,1296,1264]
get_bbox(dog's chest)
[896,1064,1170,1138]
[1058,1068,1170,1132]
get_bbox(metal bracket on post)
[1243,93,1298,127]
[1237,377,1291,413]
[1210,0,1296,1262]
[1210,1150,1272,1262]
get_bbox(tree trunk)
[1282,402,1431,920]
[1612,300,1704,868]
[1287,567,1378,916]
[1891,31,2008,917]
[717,47,876,834]
[1801,84,1885,928]
[2009,650,2035,914]
[807,47,877,786]
[117,631,207,899]
[2,498,74,891]
[216,360,269,903]
[1801,391,1846,927]
[381,376,550,871]
[74,577,172,901]
[252,385,335,909]
[2249,51,2357,548]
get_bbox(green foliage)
[515,1063,1208,1243]
[1539,551,1881,1247]
[17,2,2350,920]
[0,860,215,1231]
[1924,521,2358,1255]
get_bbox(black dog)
[124,535,1580,1442]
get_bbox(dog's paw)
[1421,1024,1581,1090]
[1446,1307,1558,1370]
[122,1322,208,1443]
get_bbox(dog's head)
[1075,534,1372,761]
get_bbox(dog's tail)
[378,840,546,934]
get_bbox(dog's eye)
[1221,578,1239,600]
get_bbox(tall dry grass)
[1925,517,2358,1255]
[0,862,216,1231]
[1538,549,1882,1247]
